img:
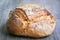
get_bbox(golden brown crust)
[7,4,56,38]
[14,8,28,21]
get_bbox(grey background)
[0,0,60,40]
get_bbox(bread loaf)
[7,4,56,38]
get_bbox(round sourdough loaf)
[7,4,56,38]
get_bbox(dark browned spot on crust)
[9,8,29,21]
[43,9,51,16]
[15,8,29,21]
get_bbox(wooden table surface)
[0,0,60,40]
